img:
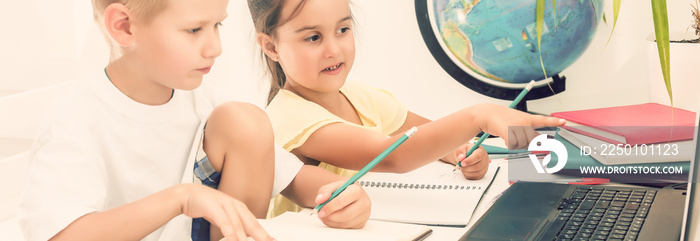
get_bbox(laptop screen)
[680,110,700,240]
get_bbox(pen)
[509,178,610,185]
[457,80,536,168]
[567,177,610,185]
[506,151,549,159]
[482,144,528,154]
[312,126,418,215]
[413,228,433,241]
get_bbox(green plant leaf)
[536,0,547,79]
[552,0,557,28]
[603,12,607,24]
[602,0,621,51]
[651,0,672,105]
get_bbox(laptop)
[461,118,700,240]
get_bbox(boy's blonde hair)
[91,0,168,61]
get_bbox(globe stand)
[514,100,528,113]
[515,74,567,113]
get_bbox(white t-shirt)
[18,70,302,241]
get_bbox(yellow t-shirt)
[265,80,408,217]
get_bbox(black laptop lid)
[680,109,700,240]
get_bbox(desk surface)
[423,137,513,240]
[423,157,510,240]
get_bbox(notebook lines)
[358,180,482,190]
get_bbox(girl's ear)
[257,33,279,61]
[104,3,134,47]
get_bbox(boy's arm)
[49,185,185,241]
[280,165,371,229]
[50,184,271,241]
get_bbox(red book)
[550,103,697,145]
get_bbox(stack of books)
[550,103,696,165]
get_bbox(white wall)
[0,1,108,93]
[2,0,696,116]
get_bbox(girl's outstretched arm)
[291,103,564,173]
[397,111,490,180]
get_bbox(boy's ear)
[256,33,279,61]
[103,3,134,47]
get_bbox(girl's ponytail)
[247,0,307,105]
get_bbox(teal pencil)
[457,80,536,168]
[312,126,418,214]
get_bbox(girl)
[248,0,565,216]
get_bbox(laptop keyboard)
[542,186,656,241]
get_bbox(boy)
[18,0,370,240]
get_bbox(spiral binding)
[358,180,481,190]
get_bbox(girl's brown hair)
[247,0,307,105]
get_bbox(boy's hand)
[454,143,489,180]
[180,184,274,241]
[314,180,371,229]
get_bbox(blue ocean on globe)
[433,0,604,83]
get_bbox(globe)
[431,0,604,84]
[415,0,604,107]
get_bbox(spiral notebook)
[358,161,500,226]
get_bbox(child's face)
[275,0,355,93]
[130,0,228,90]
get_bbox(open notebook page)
[358,161,500,226]
[255,211,432,241]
